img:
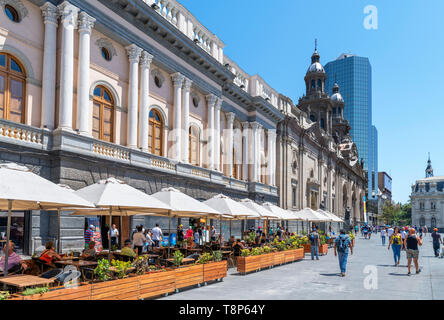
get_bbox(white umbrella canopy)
[73,178,171,213]
[239,199,280,219]
[0,163,95,278]
[321,210,344,223]
[262,202,302,220]
[145,187,222,217]
[0,163,94,210]
[203,194,261,219]
[298,207,329,222]
[316,209,335,222]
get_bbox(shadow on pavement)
[388,273,409,277]
[320,273,341,277]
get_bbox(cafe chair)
[40,268,63,280]
[56,269,81,285]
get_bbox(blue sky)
[179,0,444,204]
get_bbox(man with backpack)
[334,229,353,277]
[309,227,320,261]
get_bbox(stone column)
[251,122,260,182]
[182,78,192,163]
[206,94,217,170]
[40,2,58,130]
[268,130,276,186]
[226,112,235,177]
[241,122,249,181]
[139,51,153,152]
[125,44,142,149]
[57,1,79,131]
[171,72,185,161]
[214,99,222,171]
[76,12,95,136]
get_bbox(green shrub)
[240,249,250,257]
[0,291,10,300]
[173,250,184,267]
[94,258,111,281]
[197,252,213,264]
[22,286,49,296]
[212,250,222,262]
[111,259,132,279]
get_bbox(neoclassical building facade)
[0,0,283,253]
[276,49,367,229]
[411,159,444,231]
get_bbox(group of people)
[177,224,217,248]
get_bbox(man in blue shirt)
[334,229,353,277]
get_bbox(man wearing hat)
[177,224,184,243]
[431,228,442,257]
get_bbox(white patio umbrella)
[239,199,280,239]
[0,163,94,277]
[204,194,260,243]
[73,178,171,261]
[316,209,335,222]
[321,210,344,223]
[143,187,223,256]
[262,202,302,221]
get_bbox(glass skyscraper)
[325,54,378,199]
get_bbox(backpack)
[309,233,315,242]
[337,236,348,253]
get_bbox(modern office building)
[325,54,378,199]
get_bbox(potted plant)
[110,259,133,279]
[319,235,329,255]
[21,286,50,300]
[94,258,112,282]
[203,250,227,283]
[173,250,184,267]
[237,248,261,274]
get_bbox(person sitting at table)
[120,239,137,258]
[39,241,63,265]
[0,241,27,274]
[228,236,235,246]
[232,239,245,257]
[81,241,96,260]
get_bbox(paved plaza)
[162,234,444,300]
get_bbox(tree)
[381,201,412,226]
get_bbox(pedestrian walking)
[431,228,442,257]
[401,227,408,251]
[387,226,394,238]
[309,227,320,261]
[368,226,372,239]
[132,225,146,256]
[388,227,402,267]
[381,227,387,246]
[334,229,353,277]
[405,228,422,275]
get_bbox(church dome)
[307,62,324,73]
[331,92,344,102]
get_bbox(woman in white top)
[132,225,146,256]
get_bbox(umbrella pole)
[219,216,222,246]
[3,200,12,282]
[229,220,232,239]
[120,212,123,250]
[57,209,61,254]
[108,206,112,263]
[168,210,171,259]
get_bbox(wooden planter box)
[259,253,274,269]
[319,244,329,255]
[237,255,261,274]
[272,251,285,265]
[174,264,204,290]
[138,269,175,299]
[91,277,139,300]
[203,261,227,283]
[33,284,92,300]
[302,243,311,253]
[284,250,296,263]
[294,248,304,260]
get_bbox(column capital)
[125,44,143,63]
[241,121,249,130]
[268,129,277,138]
[57,1,79,28]
[140,51,153,68]
[215,97,222,110]
[250,122,261,130]
[78,11,95,33]
[206,94,217,107]
[171,72,185,88]
[226,112,235,125]
[41,2,58,26]
[182,77,193,92]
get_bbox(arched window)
[311,80,315,89]
[148,109,163,156]
[420,216,425,227]
[431,217,437,229]
[320,118,325,129]
[317,79,321,88]
[189,126,199,165]
[0,52,25,123]
[92,85,114,142]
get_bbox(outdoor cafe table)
[0,275,55,289]
[54,260,98,268]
